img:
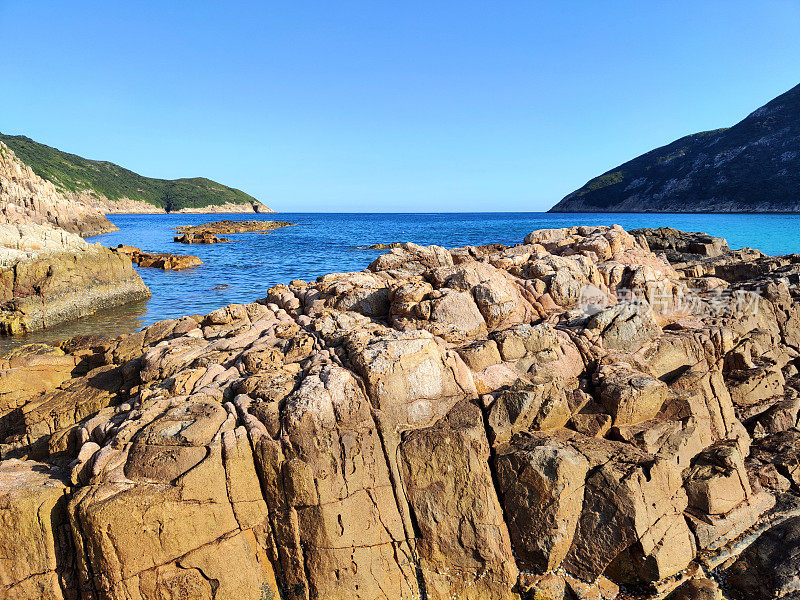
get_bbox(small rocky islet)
[1,224,800,599]
[173,220,293,244]
[112,245,203,271]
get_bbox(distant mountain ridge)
[550,83,800,213]
[0,133,271,213]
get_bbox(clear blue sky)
[1,1,799,212]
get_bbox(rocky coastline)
[0,141,117,237]
[0,133,273,215]
[1,225,799,600]
[102,198,272,214]
[0,143,152,337]
[0,224,151,335]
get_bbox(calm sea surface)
[4,212,800,350]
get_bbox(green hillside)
[550,82,800,213]
[0,133,264,212]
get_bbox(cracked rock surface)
[2,225,800,599]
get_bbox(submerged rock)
[1,225,799,599]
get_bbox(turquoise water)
[4,212,800,349]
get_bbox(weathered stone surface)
[562,435,695,583]
[113,244,203,270]
[584,301,662,352]
[487,378,572,445]
[595,363,668,427]
[175,220,293,236]
[632,227,731,260]
[686,490,776,553]
[665,577,723,600]
[400,401,518,599]
[684,441,752,515]
[1,225,799,599]
[495,431,589,572]
[0,223,150,334]
[345,328,469,429]
[0,460,74,600]
[723,516,800,600]
[173,231,230,243]
[0,141,117,236]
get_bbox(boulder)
[562,436,694,583]
[399,401,518,599]
[495,431,589,572]
[113,245,203,270]
[595,363,668,427]
[0,223,150,334]
[684,441,752,516]
[487,378,572,445]
[584,301,662,352]
[344,329,470,429]
[0,460,74,600]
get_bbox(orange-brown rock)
[174,219,293,242]
[0,223,150,335]
[1,225,799,600]
[113,244,202,270]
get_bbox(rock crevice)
[2,225,800,599]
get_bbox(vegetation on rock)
[0,133,266,212]
[551,83,800,212]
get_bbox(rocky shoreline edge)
[0,224,151,335]
[1,225,799,600]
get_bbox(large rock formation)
[0,224,150,334]
[0,141,117,237]
[550,82,800,213]
[2,225,800,599]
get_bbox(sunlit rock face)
[0,222,150,335]
[2,225,800,600]
[0,141,117,236]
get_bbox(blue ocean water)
[5,212,800,349]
